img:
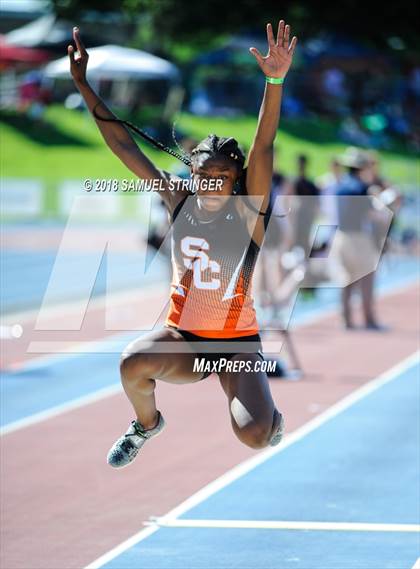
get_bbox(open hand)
[250,21,297,79]
[68,27,89,85]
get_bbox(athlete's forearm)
[249,20,296,150]
[69,28,163,182]
[253,82,283,149]
[74,79,137,151]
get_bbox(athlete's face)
[191,155,239,211]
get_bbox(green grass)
[178,114,419,186]
[1,106,177,217]
[1,106,176,180]
[1,105,418,203]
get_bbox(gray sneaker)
[107,411,166,468]
[269,413,285,447]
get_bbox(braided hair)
[91,105,286,217]
[191,134,245,168]
[92,103,192,166]
[189,134,247,195]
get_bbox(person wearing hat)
[331,147,385,330]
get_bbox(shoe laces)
[127,420,150,440]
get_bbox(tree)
[51,0,419,53]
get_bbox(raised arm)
[68,28,181,208]
[247,20,297,212]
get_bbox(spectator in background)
[338,116,370,146]
[145,195,174,279]
[270,147,294,256]
[317,157,343,193]
[322,67,349,115]
[387,104,411,139]
[286,154,320,257]
[316,157,343,246]
[363,151,402,252]
[408,67,420,99]
[257,148,293,312]
[18,70,50,119]
[332,147,388,330]
[362,151,392,190]
[256,149,304,378]
[272,148,293,203]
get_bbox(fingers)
[249,47,264,67]
[67,44,75,64]
[73,26,87,56]
[276,20,285,46]
[283,24,290,48]
[275,20,295,50]
[266,23,276,47]
[288,36,298,56]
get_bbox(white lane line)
[84,350,419,569]
[146,518,420,533]
[1,283,165,326]
[0,384,122,436]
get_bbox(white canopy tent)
[43,44,180,81]
[5,14,65,48]
[42,44,183,119]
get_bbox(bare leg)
[342,282,354,328]
[120,328,203,429]
[258,249,271,306]
[360,272,376,325]
[282,329,303,372]
[218,354,282,449]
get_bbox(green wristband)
[266,76,284,85]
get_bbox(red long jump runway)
[1,283,418,569]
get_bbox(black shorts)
[166,326,264,379]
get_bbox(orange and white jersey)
[165,194,260,338]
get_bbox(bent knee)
[120,350,162,384]
[234,421,272,449]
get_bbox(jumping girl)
[68,20,297,467]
